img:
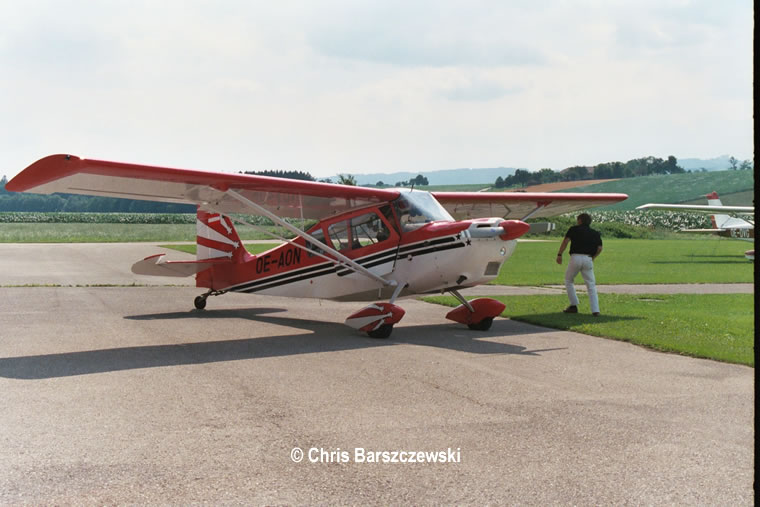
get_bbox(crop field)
[424,293,754,366]
[0,213,309,242]
[0,223,285,242]
[563,170,753,210]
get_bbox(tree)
[494,176,505,188]
[411,174,428,186]
[594,163,612,179]
[739,159,753,170]
[561,166,589,181]
[243,169,316,181]
[512,169,532,187]
[337,174,357,186]
[537,168,559,183]
[376,181,385,187]
[728,156,738,170]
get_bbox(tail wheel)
[194,296,207,310]
[367,324,394,339]
[467,317,493,331]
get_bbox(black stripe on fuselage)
[227,235,465,293]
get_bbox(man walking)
[555,213,603,316]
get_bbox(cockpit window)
[327,211,393,251]
[393,190,454,231]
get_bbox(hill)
[678,155,733,172]
[557,170,754,210]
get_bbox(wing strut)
[519,203,549,221]
[219,189,397,289]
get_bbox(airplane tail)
[132,208,250,279]
[196,208,248,263]
[705,192,749,229]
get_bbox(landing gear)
[367,324,394,339]
[345,303,405,338]
[193,289,227,310]
[467,316,493,331]
[445,290,504,331]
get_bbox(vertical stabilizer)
[705,192,730,229]
[196,208,247,263]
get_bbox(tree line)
[0,178,195,212]
[493,155,753,189]
[494,155,685,188]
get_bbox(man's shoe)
[563,305,578,313]
[592,312,600,317]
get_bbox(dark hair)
[577,213,592,226]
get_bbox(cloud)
[440,79,525,102]
[0,0,753,180]
[306,1,547,67]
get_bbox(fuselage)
[197,190,525,301]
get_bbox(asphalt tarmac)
[0,244,754,504]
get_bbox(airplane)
[6,154,627,338]
[636,192,755,260]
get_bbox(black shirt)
[565,224,602,256]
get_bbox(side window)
[306,227,326,257]
[326,211,393,252]
[379,205,399,235]
[351,212,391,247]
[328,220,351,251]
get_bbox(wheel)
[467,317,493,331]
[367,324,393,339]
[194,295,207,310]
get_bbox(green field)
[424,293,754,366]
[565,170,754,210]
[161,243,281,255]
[682,190,754,206]
[498,238,753,285]
[0,223,288,243]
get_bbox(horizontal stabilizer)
[131,254,228,277]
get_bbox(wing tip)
[6,154,82,192]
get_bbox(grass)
[498,238,753,285]
[681,189,754,206]
[0,223,290,243]
[564,170,754,210]
[423,293,754,366]
[160,243,281,255]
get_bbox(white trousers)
[565,254,600,313]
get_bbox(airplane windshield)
[393,190,455,231]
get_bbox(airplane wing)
[636,203,754,214]
[6,154,401,219]
[431,192,628,220]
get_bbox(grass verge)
[498,238,753,285]
[423,294,754,366]
[0,223,289,242]
[159,243,281,255]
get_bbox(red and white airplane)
[7,155,627,338]
[637,192,754,260]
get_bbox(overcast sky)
[1,0,753,180]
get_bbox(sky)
[0,0,754,180]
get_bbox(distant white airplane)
[637,192,754,260]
